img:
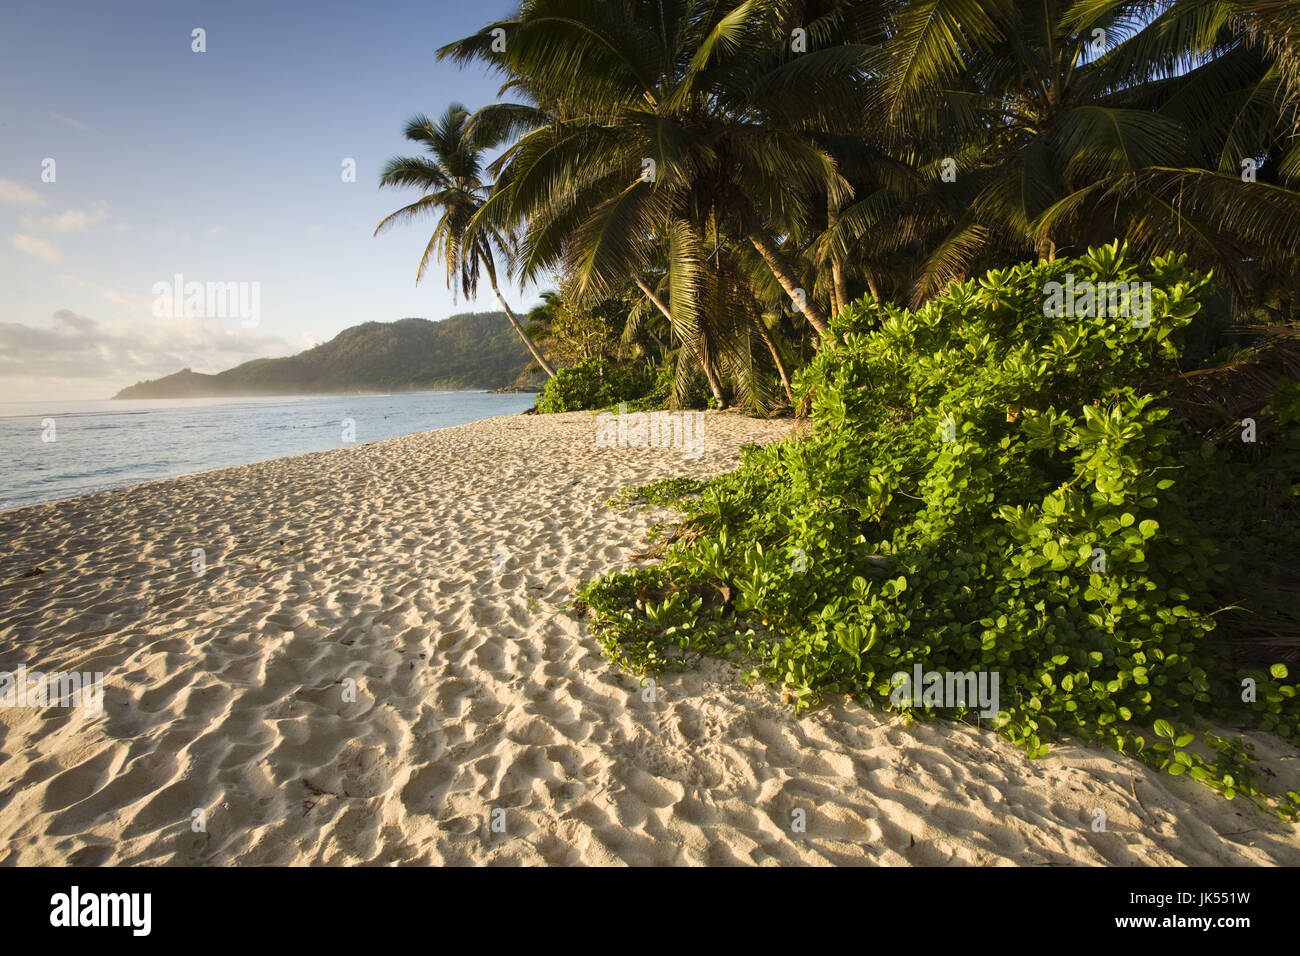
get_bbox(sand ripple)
[0,411,1296,865]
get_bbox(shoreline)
[105,387,530,402]
[0,395,537,515]
[0,410,535,517]
[0,411,1297,865]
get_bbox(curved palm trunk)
[746,228,830,337]
[633,274,726,408]
[831,261,847,316]
[632,274,671,323]
[480,253,556,378]
[698,354,726,409]
[828,195,849,317]
[756,319,794,406]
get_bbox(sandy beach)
[1,410,1297,866]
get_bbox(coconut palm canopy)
[379,0,1299,411]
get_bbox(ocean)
[0,391,537,511]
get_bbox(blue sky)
[0,0,539,400]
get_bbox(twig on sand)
[302,778,336,796]
[301,778,343,815]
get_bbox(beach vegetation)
[431,0,1300,414]
[580,244,1300,816]
[536,356,657,412]
[606,476,710,509]
[404,0,1300,811]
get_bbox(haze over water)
[0,391,536,510]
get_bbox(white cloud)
[206,226,228,238]
[0,310,296,400]
[0,178,48,207]
[49,111,94,133]
[10,234,63,262]
[57,275,153,313]
[21,201,110,234]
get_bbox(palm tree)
[438,1,875,338]
[375,104,556,377]
[423,0,1300,406]
[820,0,1300,310]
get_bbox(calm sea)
[0,391,536,511]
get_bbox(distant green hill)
[114,312,543,399]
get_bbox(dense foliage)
[435,0,1300,412]
[525,288,632,365]
[580,245,1300,815]
[535,357,655,413]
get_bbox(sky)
[0,0,541,401]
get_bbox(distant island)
[113,312,545,399]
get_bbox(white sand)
[0,410,1296,865]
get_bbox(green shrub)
[536,357,654,413]
[598,363,714,413]
[606,476,709,509]
[580,243,1300,816]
